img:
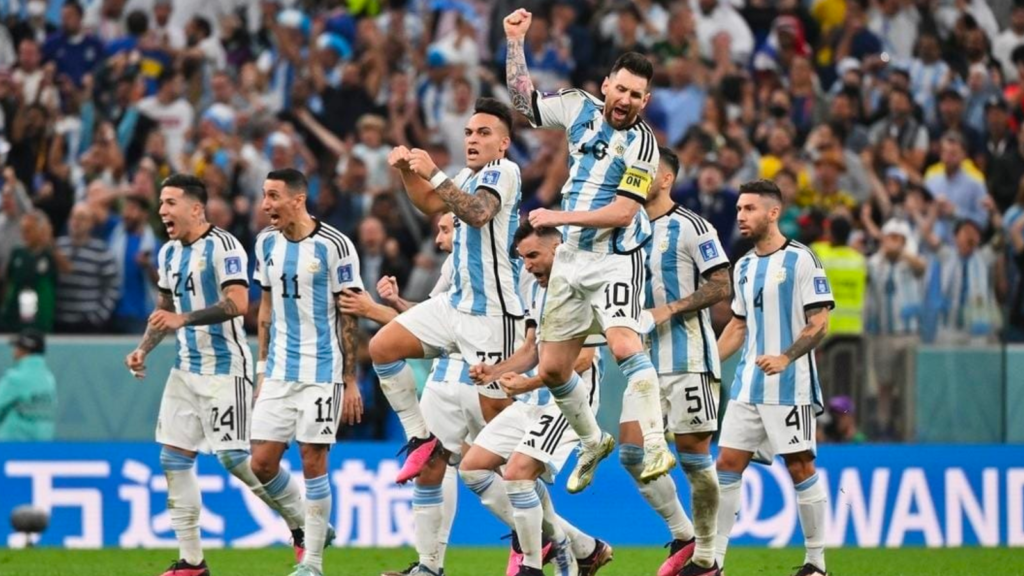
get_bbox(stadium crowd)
[0,0,1021,441]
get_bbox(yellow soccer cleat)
[566,432,616,494]
[639,443,677,483]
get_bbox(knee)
[618,443,644,472]
[249,453,279,482]
[538,363,572,387]
[503,456,543,481]
[715,451,746,474]
[159,447,196,474]
[606,332,642,362]
[785,456,816,484]
[368,332,392,364]
[458,466,495,495]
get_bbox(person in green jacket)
[0,329,56,441]
[0,211,58,333]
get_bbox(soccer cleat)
[577,538,614,576]
[293,525,337,563]
[790,563,826,576]
[639,443,677,484]
[514,566,545,576]
[287,565,323,576]
[396,435,441,484]
[381,561,419,576]
[566,433,616,494]
[505,532,553,576]
[657,538,695,576]
[678,560,721,576]
[550,538,579,576]
[158,559,210,576]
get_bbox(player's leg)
[296,442,332,576]
[772,405,826,576]
[504,454,555,575]
[458,445,514,527]
[714,400,763,570]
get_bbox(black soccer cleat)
[157,558,210,576]
[514,566,544,576]
[790,563,827,576]
[577,538,614,576]
[678,560,721,576]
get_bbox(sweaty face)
[736,193,778,240]
[517,234,558,288]
[464,113,509,170]
[601,68,651,130]
[158,187,201,241]
[435,213,455,253]
[261,179,303,230]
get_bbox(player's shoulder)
[735,248,757,268]
[786,240,825,269]
[157,239,179,260]
[256,225,279,241]
[668,205,712,236]
[316,220,356,258]
[552,87,602,107]
[208,226,242,252]
[625,118,657,164]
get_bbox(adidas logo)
[321,426,334,436]
[612,309,626,318]
[488,382,500,390]
[524,439,536,448]
[789,436,800,445]
[690,417,702,426]
[221,433,232,442]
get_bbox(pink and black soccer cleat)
[677,560,721,576]
[658,538,695,576]
[577,538,614,576]
[158,559,210,576]
[396,435,441,484]
[505,532,554,576]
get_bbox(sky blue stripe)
[432,357,449,382]
[263,236,279,375]
[177,246,202,373]
[450,222,464,308]
[459,361,472,385]
[165,246,182,371]
[662,220,687,371]
[749,257,770,403]
[885,266,896,334]
[575,123,616,251]
[466,193,487,315]
[200,240,231,375]
[313,242,333,383]
[507,177,524,312]
[778,251,798,404]
[730,257,751,400]
[283,242,302,381]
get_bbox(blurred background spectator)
[0,329,55,441]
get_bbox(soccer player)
[627,148,731,576]
[714,179,835,576]
[503,8,672,493]
[249,169,364,576]
[125,174,299,576]
[464,221,613,576]
[369,97,525,486]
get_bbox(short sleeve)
[616,128,659,203]
[475,161,519,206]
[255,234,271,289]
[798,252,835,312]
[530,89,587,130]
[330,238,364,294]
[156,244,171,293]
[683,220,730,276]
[731,266,747,318]
[213,238,249,289]
[429,255,454,298]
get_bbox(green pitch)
[1,547,1021,576]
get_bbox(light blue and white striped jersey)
[867,253,923,336]
[255,220,363,384]
[935,245,997,336]
[157,226,252,377]
[731,241,835,408]
[644,206,730,376]
[448,159,526,318]
[531,88,658,254]
[425,255,473,387]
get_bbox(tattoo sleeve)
[432,174,501,228]
[257,292,272,361]
[666,268,732,316]
[506,38,536,123]
[339,311,359,382]
[138,292,175,353]
[184,298,240,326]
[782,307,829,362]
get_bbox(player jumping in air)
[715,179,834,576]
[126,175,300,576]
[504,8,673,493]
[249,169,364,576]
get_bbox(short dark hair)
[739,178,783,203]
[62,1,83,17]
[191,16,212,39]
[126,11,148,36]
[610,52,654,86]
[512,219,562,254]
[954,218,982,235]
[161,174,208,205]
[267,168,309,195]
[658,146,680,181]
[474,97,514,137]
[830,216,852,245]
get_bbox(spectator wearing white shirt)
[600,0,669,48]
[868,0,920,62]
[136,70,194,170]
[690,0,754,64]
[437,77,475,174]
[935,219,1000,344]
[11,39,60,111]
[994,3,1024,82]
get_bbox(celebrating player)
[503,8,672,493]
[249,169,364,576]
[629,149,731,576]
[714,179,834,576]
[463,221,613,576]
[125,175,295,576]
[369,98,525,487]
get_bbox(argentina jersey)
[530,88,658,254]
[255,220,363,384]
[644,206,730,377]
[449,159,525,317]
[867,254,923,335]
[731,241,835,408]
[157,227,252,377]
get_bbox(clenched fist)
[503,9,532,41]
[388,146,412,172]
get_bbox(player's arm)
[331,244,365,425]
[650,267,732,326]
[405,148,501,228]
[256,289,272,364]
[390,146,449,215]
[756,306,830,376]
[504,9,538,124]
[156,284,247,328]
[717,315,747,361]
[377,275,417,313]
[125,290,175,378]
[469,325,539,384]
[339,288,399,325]
[501,344,595,396]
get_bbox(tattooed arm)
[649,267,732,326]
[406,148,502,228]
[755,306,830,375]
[257,290,272,363]
[148,285,248,329]
[336,299,364,425]
[124,291,176,377]
[503,9,536,122]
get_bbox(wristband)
[429,170,448,189]
[256,361,266,375]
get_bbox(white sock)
[438,465,458,566]
[375,361,429,440]
[680,452,719,568]
[715,470,743,568]
[536,481,596,558]
[219,450,302,529]
[796,473,827,572]
[160,448,203,565]
[261,467,306,530]
[459,468,513,527]
[302,474,332,571]
[620,354,667,449]
[413,483,444,572]
[620,443,693,540]
[507,479,544,569]
[549,372,602,448]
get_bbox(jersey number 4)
[753,287,764,311]
[173,272,196,297]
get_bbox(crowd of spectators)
[0,0,1022,440]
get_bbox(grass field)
[1,547,1022,576]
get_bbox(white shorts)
[620,372,719,435]
[250,379,342,445]
[718,400,817,457]
[396,296,524,399]
[538,245,646,342]
[156,368,251,453]
[474,402,580,484]
[421,380,487,460]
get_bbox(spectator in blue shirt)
[42,1,104,88]
[110,196,160,334]
[925,131,990,241]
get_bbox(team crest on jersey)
[196,257,207,271]
[339,264,353,283]
[814,277,831,294]
[224,256,242,275]
[659,238,670,252]
[698,240,719,261]
[774,269,787,283]
[614,142,625,156]
[482,170,500,186]
[308,260,322,273]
